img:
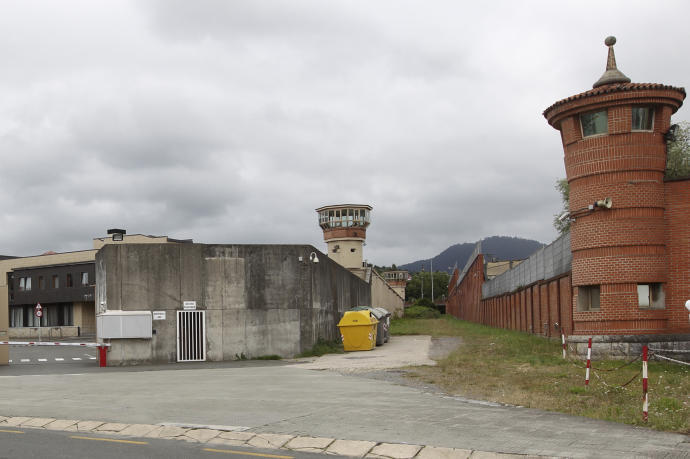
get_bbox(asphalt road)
[7,344,99,369]
[0,426,342,459]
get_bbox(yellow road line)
[203,448,294,458]
[70,435,148,445]
[0,429,24,434]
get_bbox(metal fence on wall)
[482,232,571,299]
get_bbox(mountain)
[398,236,545,273]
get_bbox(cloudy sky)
[1,1,688,265]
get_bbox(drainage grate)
[177,310,206,362]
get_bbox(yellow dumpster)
[337,310,378,351]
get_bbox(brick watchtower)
[544,37,686,336]
[315,204,372,270]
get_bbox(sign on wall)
[183,301,197,310]
[152,311,166,321]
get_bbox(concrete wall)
[370,271,404,318]
[96,243,370,365]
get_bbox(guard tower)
[316,204,372,270]
[544,37,686,335]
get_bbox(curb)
[0,415,557,458]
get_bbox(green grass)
[298,338,345,357]
[404,306,441,319]
[391,315,690,433]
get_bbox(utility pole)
[430,259,434,303]
[420,266,424,299]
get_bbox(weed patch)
[299,338,344,357]
[391,316,690,433]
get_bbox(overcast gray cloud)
[1,0,688,265]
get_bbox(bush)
[404,305,440,319]
[413,297,435,308]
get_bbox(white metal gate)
[176,310,206,362]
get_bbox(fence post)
[585,338,592,387]
[642,345,648,422]
[561,333,567,359]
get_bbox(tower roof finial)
[593,36,631,88]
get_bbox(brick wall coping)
[543,82,685,119]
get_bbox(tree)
[552,178,570,235]
[666,121,690,179]
[405,270,449,302]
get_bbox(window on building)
[580,110,608,137]
[52,275,59,289]
[81,272,89,286]
[577,285,600,311]
[66,273,73,288]
[638,283,665,309]
[10,307,23,328]
[18,277,31,291]
[632,107,654,131]
[39,276,45,290]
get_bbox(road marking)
[71,435,148,445]
[203,449,294,458]
[89,357,97,360]
[72,358,82,361]
[20,359,30,362]
[38,358,47,362]
[55,358,64,361]
[0,429,24,434]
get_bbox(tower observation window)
[580,110,608,137]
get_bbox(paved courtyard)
[1,336,688,458]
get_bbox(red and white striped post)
[642,345,649,422]
[561,333,567,359]
[585,338,592,387]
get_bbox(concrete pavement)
[1,336,689,458]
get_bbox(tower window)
[638,283,664,309]
[631,107,654,131]
[580,110,608,137]
[577,285,600,311]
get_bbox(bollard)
[642,345,648,422]
[98,345,107,368]
[585,338,592,387]
[561,333,567,359]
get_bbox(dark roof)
[544,82,686,118]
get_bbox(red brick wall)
[446,254,484,321]
[447,262,572,339]
[664,178,690,333]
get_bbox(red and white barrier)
[561,333,567,359]
[1,341,110,367]
[585,338,592,387]
[642,345,649,422]
[0,341,108,347]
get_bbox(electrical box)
[97,310,152,339]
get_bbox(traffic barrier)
[585,338,592,387]
[642,345,648,422]
[1,341,110,367]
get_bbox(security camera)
[309,252,319,263]
[558,212,570,222]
